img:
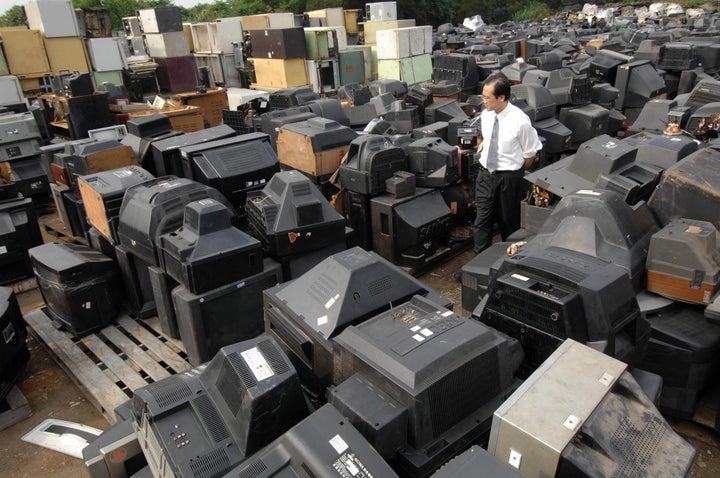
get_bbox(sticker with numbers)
[241,347,274,381]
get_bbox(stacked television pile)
[3,1,720,477]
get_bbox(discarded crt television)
[528,189,659,291]
[614,60,666,111]
[0,287,29,402]
[263,247,451,399]
[587,49,631,83]
[526,134,663,206]
[648,147,720,230]
[474,244,650,377]
[0,196,43,284]
[370,188,453,268]
[338,134,408,195]
[245,170,346,257]
[407,137,459,188]
[29,242,123,337]
[488,339,696,478]
[433,445,522,478]
[117,176,235,267]
[132,336,309,478]
[77,166,155,244]
[158,199,263,294]
[557,103,609,146]
[544,68,592,106]
[646,219,719,305]
[150,124,237,177]
[223,405,399,478]
[180,133,280,214]
[333,294,523,477]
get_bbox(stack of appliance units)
[137,6,196,93]
[0,110,46,204]
[157,198,281,364]
[376,25,433,85]
[248,27,309,89]
[191,17,244,87]
[246,170,348,280]
[304,26,348,94]
[25,0,94,84]
[0,22,51,94]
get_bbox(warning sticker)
[332,452,376,477]
[113,170,133,178]
[241,347,275,381]
[329,434,348,454]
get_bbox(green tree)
[0,5,27,27]
[73,0,173,30]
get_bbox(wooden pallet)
[38,213,87,246]
[25,309,190,424]
[0,386,32,431]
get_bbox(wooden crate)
[25,308,190,423]
[173,88,228,127]
[251,57,308,89]
[277,130,350,177]
[117,105,205,133]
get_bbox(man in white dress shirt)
[473,73,542,253]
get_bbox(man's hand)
[523,155,536,170]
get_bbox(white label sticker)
[325,294,340,309]
[317,315,328,326]
[511,273,529,281]
[0,245,6,254]
[577,189,602,196]
[83,302,92,309]
[441,310,453,317]
[509,449,522,469]
[412,334,425,342]
[346,460,359,476]
[241,347,275,381]
[198,199,215,206]
[113,170,133,178]
[3,323,15,344]
[421,328,433,337]
[329,434,348,454]
[410,325,421,332]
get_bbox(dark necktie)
[486,116,499,172]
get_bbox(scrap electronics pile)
[3,0,720,477]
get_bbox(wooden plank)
[25,309,127,421]
[0,386,32,431]
[143,316,186,354]
[100,326,171,382]
[81,334,148,391]
[117,316,190,374]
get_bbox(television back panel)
[29,243,122,337]
[338,135,408,195]
[172,258,282,365]
[334,294,520,455]
[434,445,522,478]
[245,170,346,257]
[148,265,180,339]
[407,136,459,188]
[0,287,29,401]
[151,124,237,177]
[639,302,720,418]
[648,147,720,229]
[115,244,156,319]
[117,176,235,266]
[223,404,399,477]
[646,219,720,304]
[489,339,695,478]
[0,196,42,284]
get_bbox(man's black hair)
[484,73,511,101]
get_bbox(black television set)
[528,189,659,291]
[333,294,522,477]
[263,247,451,399]
[338,135,408,195]
[684,78,720,113]
[369,79,408,98]
[259,106,316,147]
[658,42,699,71]
[587,50,631,83]
[268,86,319,110]
[0,287,29,403]
[557,104,610,146]
[246,170,346,257]
[223,405,399,478]
[614,60,666,111]
[511,83,556,122]
[158,199,263,294]
[407,137,459,188]
[131,336,309,478]
[0,196,43,284]
[474,245,650,376]
[423,99,467,124]
[117,176,235,267]
[544,68,592,106]
[150,124,237,177]
[370,188,453,268]
[180,133,280,214]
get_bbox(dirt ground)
[2,248,719,477]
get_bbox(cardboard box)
[251,58,308,89]
[43,37,90,75]
[277,132,350,176]
[173,88,228,127]
[0,28,50,78]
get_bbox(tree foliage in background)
[72,0,174,30]
[0,4,26,27]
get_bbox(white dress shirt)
[479,102,542,171]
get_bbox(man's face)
[481,84,503,114]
